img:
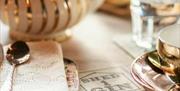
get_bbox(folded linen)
[0,41,68,91]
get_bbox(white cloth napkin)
[0,41,68,91]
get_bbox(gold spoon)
[145,51,164,74]
[147,51,176,75]
[0,41,30,91]
[64,58,79,91]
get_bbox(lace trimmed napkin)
[0,41,68,91]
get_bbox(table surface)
[62,13,134,72]
[1,12,134,71]
[1,12,147,90]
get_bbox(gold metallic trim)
[5,0,8,5]
[48,0,60,34]
[25,0,33,33]
[85,0,90,13]
[38,0,48,34]
[75,0,82,24]
[63,0,71,30]
[3,0,9,23]
[14,0,20,31]
[4,0,19,30]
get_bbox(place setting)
[0,41,79,91]
[131,24,180,91]
[0,0,180,91]
[0,0,106,91]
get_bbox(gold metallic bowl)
[0,0,104,42]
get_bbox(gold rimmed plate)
[131,51,174,91]
[131,64,153,90]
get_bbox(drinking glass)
[130,0,180,49]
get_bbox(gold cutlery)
[0,41,30,91]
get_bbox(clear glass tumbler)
[130,0,180,49]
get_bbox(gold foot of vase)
[10,29,72,42]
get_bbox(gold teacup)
[157,24,180,90]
